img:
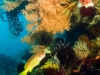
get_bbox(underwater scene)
[0,0,100,75]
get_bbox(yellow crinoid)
[40,60,59,69]
[30,45,51,54]
[73,40,90,60]
[60,1,77,19]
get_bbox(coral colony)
[1,0,100,75]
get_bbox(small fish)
[95,55,100,60]
[10,43,12,45]
[19,53,45,75]
[73,69,79,73]
[9,47,11,49]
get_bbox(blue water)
[0,13,29,57]
[0,5,30,74]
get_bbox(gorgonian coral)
[80,6,96,17]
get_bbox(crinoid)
[60,1,77,19]
[73,40,90,60]
[31,30,53,46]
[54,38,74,68]
[30,45,51,54]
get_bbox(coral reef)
[1,0,100,75]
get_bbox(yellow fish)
[19,53,45,75]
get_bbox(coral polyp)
[80,6,96,17]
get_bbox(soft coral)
[80,6,96,17]
[79,0,92,5]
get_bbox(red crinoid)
[80,6,96,17]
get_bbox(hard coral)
[80,6,96,17]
